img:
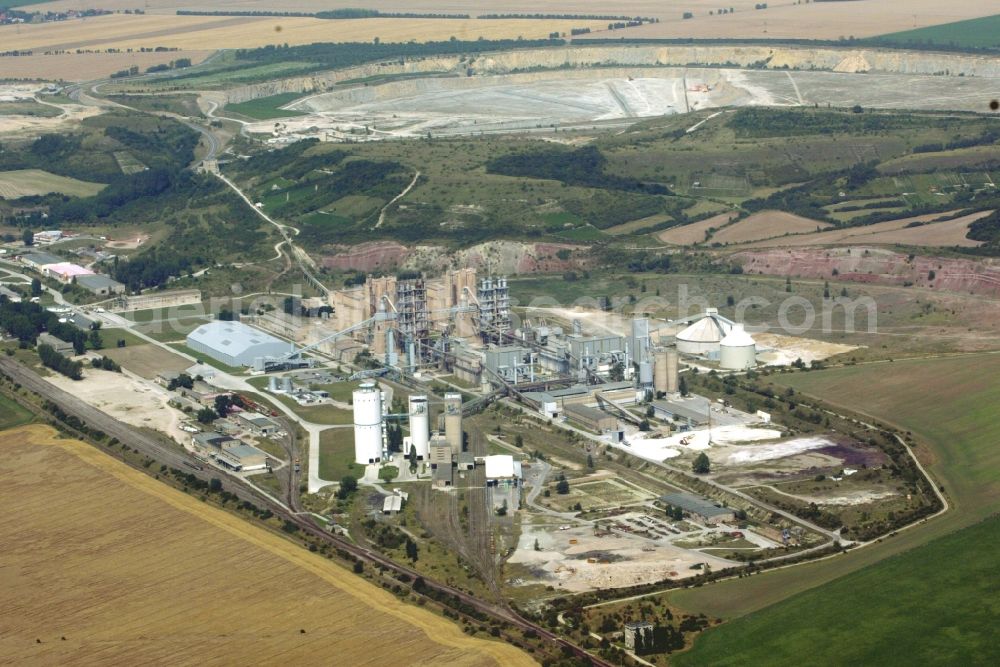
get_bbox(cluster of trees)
[38,344,83,380]
[913,129,1000,154]
[167,373,194,391]
[0,297,89,351]
[481,13,656,21]
[728,107,922,139]
[487,145,671,195]
[90,356,122,372]
[234,38,564,72]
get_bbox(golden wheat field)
[18,0,997,40]
[0,14,609,53]
[0,425,534,666]
[0,51,213,82]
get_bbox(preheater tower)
[408,394,430,460]
[444,392,463,454]
[353,382,383,465]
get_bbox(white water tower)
[353,382,383,464]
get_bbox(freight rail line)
[0,357,609,666]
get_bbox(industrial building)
[651,397,711,428]
[36,332,74,356]
[623,621,655,653]
[563,403,619,433]
[215,443,269,472]
[75,273,126,296]
[484,454,522,486]
[236,412,280,437]
[19,251,62,269]
[44,262,93,284]
[659,492,735,524]
[186,320,298,368]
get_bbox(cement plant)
[1,3,997,665]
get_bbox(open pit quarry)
[225,44,1000,141]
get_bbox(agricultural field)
[0,169,105,199]
[735,209,993,249]
[579,0,996,41]
[0,425,531,666]
[0,51,214,82]
[871,13,1000,50]
[0,13,610,52]
[706,211,830,245]
[676,515,1000,666]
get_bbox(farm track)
[0,357,609,666]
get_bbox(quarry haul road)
[0,357,609,667]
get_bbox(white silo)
[408,395,430,460]
[268,376,279,392]
[353,382,383,464]
[720,324,757,370]
[281,376,293,392]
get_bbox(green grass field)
[0,100,63,117]
[0,393,34,430]
[669,353,1000,649]
[677,515,1000,666]
[871,14,1000,50]
[318,428,361,481]
[225,93,308,120]
[0,169,105,199]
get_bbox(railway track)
[0,357,609,666]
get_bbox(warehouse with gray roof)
[186,320,296,368]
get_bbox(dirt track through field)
[0,425,534,666]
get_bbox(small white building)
[484,454,522,487]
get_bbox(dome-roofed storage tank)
[408,395,430,460]
[675,308,733,357]
[353,382,383,465]
[720,324,757,370]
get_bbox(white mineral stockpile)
[622,425,782,462]
[726,436,835,465]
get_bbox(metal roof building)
[186,320,296,368]
[76,273,126,295]
[659,492,735,524]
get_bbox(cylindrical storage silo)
[268,376,279,392]
[444,392,463,454]
[653,349,668,393]
[281,376,293,392]
[666,348,679,393]
[408,395,430,460]
[720,324,757,370]
[353,382,383,464]
[638,361,653,386]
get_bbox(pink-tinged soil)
[731,246,1000,297]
